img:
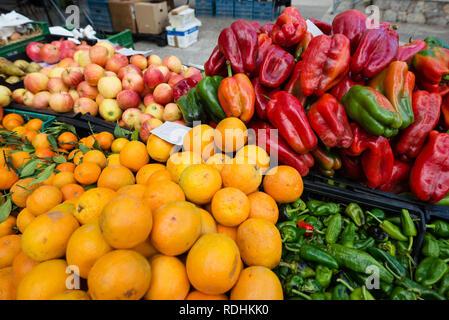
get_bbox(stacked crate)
[87,0,114,32]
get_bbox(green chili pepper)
[277,221,305,243]
[422,233,440,258]
[307,200,325,212]
[401,209,417,252]
[386,216,402,226]
[325,213,342,244]
[366,211,408,242]
[396,255,409,273]
[344,203,365,227]
[438,273,449,296]
[331,284,350,300]
[340,221,357,248]
[366,208,386,224]
[284,274,304,297]
[368,247,406,279]
[299,244,339,269]
[427,220,449,238]
[378,241,396,256]
[438,240,449,259]
[315,203,340,216]
[315,265,332,289]
[311,292,327,300]
[304,216,324,231]
[415,257,448,287]
[350,286,375,300]
[390,287,417,300]
[353,237,375,250]
[396,278,446,300]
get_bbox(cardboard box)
[168,6,195,28]
[107,0,144,33]
[135,2,168,34]
[166,20,200,48]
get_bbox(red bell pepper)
[362,135,394,189]
[311,145,342,177]
[378,160,411,194]
[294,31,313,61]
[332,9,367,54]
[300,34,351,96]
[255,33,273,76]
[351,23,399,78]
[259,45,295,88]
[248,119,314,176]
[307,93,353,148]
[272,6,307,48]
[250,21,262,33]
[172,77,199,102]
[204,46,227,77]
[284,61,306,106]
[266,91,317,154]
[396,91,441,158]
[410,131,449,203]
[218,20,258,74]
[330,76,363,102]
[344,122,370,156]
[298,220,314,236]
[412,47,449,96]
[441,94,449,129]
[338,151,365,182]
[260,23,275,37]
[252,77,279,120]
[396,40,427,64]
[308,18,332,35]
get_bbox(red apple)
[139,118,163,142]
[104,71,117,77]
[163,56,182,74]
[12,88,27,104]
[89,45,109,67]
[117,89,141,110]
[23,91,35,107]
[144,103,164,120]
[157,66,170,83]
[68,89,79,103]
[76,41,90,51]
[122,108,143,129]
[143,67,164,89]
[162,102,182,121]
[143,93,155,106]
[140,84,153,97]
[32,91,51,109]
[130,54,148,70]
[40,44,61,64]
[77,81,99,100]
[148,54,162,66]
[62,67,83,87]
[61,40,76,50]
[122,72,144,93]
[51,40,63,49]
[39,67,52,77]
[84,63,105,86]
[184,67,203,82]
[48,67,65,79]
[105,53,128,74]
[49,92,74,112]
[98,76,122,99]
[168,73,184,87]
[117,64,142,80]
[153,83,173,105]
[26,42,43,62]
[58,58,77,68]
[140,113,153,123]
[99,98,122,122]
[96,94,104,106]
[24,73,48,94]
[47,77,68,93]
[74,97,98,116]
[96,41,114,58]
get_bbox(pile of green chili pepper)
[275,197,448,300]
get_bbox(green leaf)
[93,139,102,151]
[0,198,12,223]
[131,128,139,141]
[29,164,55,186]
[52,155,67,164]
[114,123,130,139]
[19,159,39,178]
[79,144,90,154]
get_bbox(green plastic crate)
[0,22,50,58]
[106,30,134,49]
[4,109,56,131]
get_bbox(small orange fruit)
[0,216,17,238]
[74,162,101,185]
[131,237,158,259]
[24,129,38,144]
[25,118,44,132]
[145,169,172,185]
[0,166,18,190]
[0,267,16,300]
[119,141,149,172]
[185,291,228,300]
[214,117,248,152]
[10,178,41,208]
[216,224,238,242]
[0,235,22,268]
[74,187,117,224]
[234,145,270,174]
[79,136,95,149]
[3,114,24,131]
[106,153,121,167]
[211,187,250,227]
[34,147,55,160]
[16,208,35,233]
[57,132,78,150]
[221,162,262,195]
[117,184,147,198]
[146,134,174,163]
[179,164,222,205]
[230,266,283,300]
[143,180,185,213]
[263,165,303,203]
[206,153,232,172]
[135,163,165,185]
[183,124,215,161]
[10,151,30,169]
[56,162,75,173]
[247,192,279,224]
[52,171,76,188]
[11,250,39,288]
[31,133,50,150]
[111,137,129,153]
[60,183,85,201]
[26,185,63,216]
[97,165,135,191]
[50,290,90,300]
[166,151,203,183]
[198,208,217,236]
[94,132,114,150]
[83,150,107,169]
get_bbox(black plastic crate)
[55,116,114,137]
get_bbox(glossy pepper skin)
[415,257,448,287]
[294,31,313,61]
[369,61,416,129]
[252,77,279,120]
[217,20,258,74]
[361,135,394,188]
[441,94,449,129]
[339,151,365,182]
[330,76,363,102]
[172,77,199,102]
[396,91,441,159]
[396,40,427,64]
[248,119,314,176]
[196,76,227,123]
[284,61,306,106]
[377,160,411,194]
[409,131,449,203]
[218,64,255,123]
[272,6,307,48]
[255,33,273,76]
[331,9,367,54]
[307,93,353,148]
[425,36,449,50]
[259,45,295,88]
[266,91,317,154]
[412,47,449,96]
[260,22,275,37]
[311,146,342,177]
[176,87,208,127]
[300,34,351,97]
[204,46,227,77]
[342,85,402,137]
[351,23,399,79]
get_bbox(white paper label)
[115,47,152,56]
[306,19,324,37]
[150,121,191,146]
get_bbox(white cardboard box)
[166,20,201,48]
[168,7,196,28]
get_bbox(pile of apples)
[14,40,203,141]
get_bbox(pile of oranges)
[0,112,305,300]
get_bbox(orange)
[26,185,63,216]
[99,196,153,249]
[11,250,39,288]
[12,125,27,138]
[50,290,90,300]
[146,169,172,185]
[34,147,55,160]
[144,254,190,300]
[21,210,79,262]
[119,141,149,172]
[66,221,112,279]
[143,180,185,213]
[185,291,228,300]
[186,233,241,295]
[0,166,18,190]
[3,114,24,131]
[31,132,50,150]
[10,151,30,169]
[60,183,84,201]
[0,267,15,300]
[234,145,270,174]
[206,153,232,172]
[94,132,114,150]
[40,172,55,186]
[221,162,262,195]
[150,201,201,256]
[83,150,107,168]
[211,187,250,227]
[10,178,41,208]
[68,149,83,165]
[198,208,217,236]
[74,162,101,185]
[230,266,283,300]
[79,136,95,149]
[97,165,135,191]
[236,218,282,269]
[88,250,151,300]
[131,237,158,259]
[57,132,78,151]
[111,137,129,153]
[214,117,248,152]
[179,164,222,205]
[16,259,68,300]
[117,184,147,198]
[56,162,75,173]
[74,187,117,224]
[0,147,11,166]
[16,208,35,233]
[23,129,38,144]
[25,118,43,132]
[216,224,238,242]
[263,165,303,203]
[135,163,165,185]
[247,192,279,224]
[166,151,203,183]
[0,235,21,268]
[107,153,121,167]
[52,171,76,188]
[0,216,16,238]
[146,134,174,163]
[183,124,215,161]
[50,202,75,214]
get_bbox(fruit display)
[0,57,42,85]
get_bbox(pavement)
[134,0,449,67]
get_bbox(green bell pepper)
[315,265,332,289]
[424,36,449,50]
[177,87,208,126]
[325,213,342,244]
[345,203,365,227]
[299,244,339,269]
[340,221,357,248]
[415,256,448,287]
[422,233,440,258]
[196,75,227,123]
[427,220,449,238]
[390,287,417,300]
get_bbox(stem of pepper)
[226,61,233,77]
[361,286,368,300]
[291,289,312,300]
[366,211,383,224]
[444,258,449,263]
[336,278,354,292]
[408,236,413,252]
[383,262,402,280]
